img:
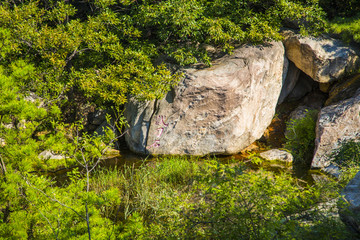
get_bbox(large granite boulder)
[125,42,287,155]
[283,30,360,83]
[312,90,360,170]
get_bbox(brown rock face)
[125,42,287,155]
[312,90,360,169]
[326,73,360,106]
[283,31,360,83]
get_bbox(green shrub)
[2,155,355,239]
[155,156,198,186]
[330,140,360,168]
[145,161,352,239]
[329,14,360,44]
[285,109,318,166]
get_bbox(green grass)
[87,156,356,239]
[329,13,360,44]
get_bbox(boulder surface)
[312,90,360,169]
[259,149,293,163]
[125,42,287,155]
[326,73,360,106]
[339,171,360,234]
[283,30,360,83]
[278,61,301,104]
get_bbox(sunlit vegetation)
[1,0,360,239]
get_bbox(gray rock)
[283,30,360,83]
[278,61,301,104]
[91,109,107,125]
[95,119,116,137]
[339,171,360,234]
[39,150,64,160]
[24,92,45,108]
[312,90,360,169]
[323,163,341,178]
[259,149,293,163]
[302,90,327,110]
[125,42,287,155]
[288,105,310,123]
[311,173,331,184]
[286,72,315,101]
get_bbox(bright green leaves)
[285,109,318,166]
[0,28,19,61]
[46,0,77,24]
[329,14,360,44]
[0,66,57,172]
[0,0,179,106]
[72,60,179,105]
[0,170,117,239]
[135,0,326,66]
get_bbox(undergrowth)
[330,140,360,172]
[285,109,318,167]
[88,157,355,240]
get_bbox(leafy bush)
[145,161,353,240]
[1,154,355,239]
[285,109,318,166]
[330,140,360,168]
[329,14,360,44]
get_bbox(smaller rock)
[201,44,217,54]
[311,173,331,184]
[102,148,121,160]
[39,150,64,160]
[339,171,360,235]
[24,92,45,108]
[323,164,341,178]
[259,149,293,163]
[312,90,360,169]
[288,106,312,122]
[91,109,107,125]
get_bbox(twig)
[23,176,86,221]
[20,191,59,240]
